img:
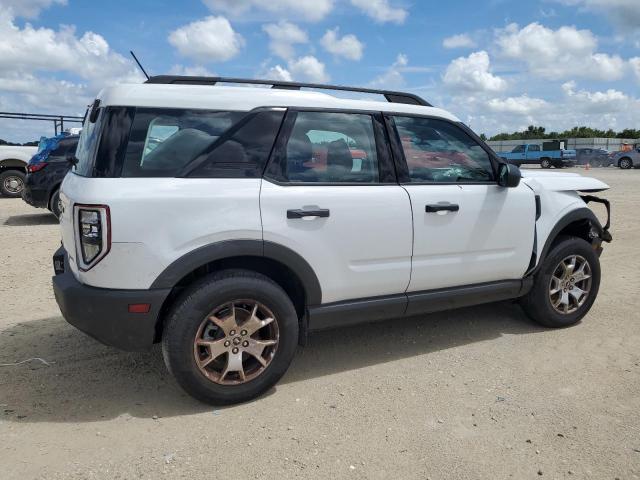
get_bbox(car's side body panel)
[260,180,414,304]
[60,175,263,289]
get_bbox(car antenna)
[130,50,150,80]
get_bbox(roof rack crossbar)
[145,75,432,107]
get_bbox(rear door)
[387,115,535,292]
[260,110,413,305]
[526,144,541,162]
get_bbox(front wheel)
[520,236,600,328]
[619,157,632,169]
[0,170,26,198]
[162,270,299,405]
[540,158,551,169]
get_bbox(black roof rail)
[145,75,432,107]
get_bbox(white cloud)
[0,0,66,18]
[320,28,364,61]
[562,80,633,114]
[168,16,244,63]
[263,65,293,82]
[0,10,143,142]
[168,64,216,77]
[630,57,640,82]
[442,33,476,49]
[443,51,506,93]
[202,0,334,22]
[487,95,549,115]
[0,11,141,86]
[553,0,640,33]
[370,53,408,88]
[288,56,330,83]
[262,21,308,60]
[350,0,407,24]
[495,22,626,81]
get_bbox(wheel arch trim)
[528,207,603,276]
[150,239,322,305]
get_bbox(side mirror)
[498,162,521,188]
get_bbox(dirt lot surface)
[0,167,639,479]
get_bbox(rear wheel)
[619,157,632,169]
[49,189,62,219]
[521,236,600,328]
[0,170,26,197]
[162,270,299,405]
[540,158,551,169]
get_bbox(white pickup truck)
[0,145,37,197]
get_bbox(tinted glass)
[512,145,525,153]
[284,112,379,183]
[73,108,104,177]
[121,109,244,177]
[529,145,540,152]
[50,137,78,158]
[188,110,285,178]
[393,116,494,183]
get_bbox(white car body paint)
[58,82,610,304]
[405,183,536,291]
[260,180,413,304]
[0,146,37,164]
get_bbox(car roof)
[97,83,460,122]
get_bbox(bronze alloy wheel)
[193,300,279,385]
[548,254,592,314]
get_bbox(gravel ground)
[0,167,639,480]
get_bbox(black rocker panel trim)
[308,279,529,331]
[150,239,322,305]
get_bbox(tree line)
[481,126,640,142]
[0,139,39,146]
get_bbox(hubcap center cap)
[232,336,242,346]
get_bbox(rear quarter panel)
[60,174,263,289]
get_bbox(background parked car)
[609,147,640,169]
[501,143,577,168]
[0,145,38,197]
[575,148,610,166]
[22,134,79,218]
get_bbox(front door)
[388,115,536,292]
[260,110,413,305]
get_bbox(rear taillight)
[74,204,111,270]
[27,162,47,173]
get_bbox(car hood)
[521,170,609,192]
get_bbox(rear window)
[74,107,284,178]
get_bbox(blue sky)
[0,0,638,142]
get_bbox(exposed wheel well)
[0,159,27,172]
[155,255,307,342]
[550,218,593,246]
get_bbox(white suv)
[52,76,612,404]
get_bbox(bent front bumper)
[52,247,171,351]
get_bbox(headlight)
[74,205,111,270]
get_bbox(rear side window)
[122,109,244,177]
[529,145,540,152]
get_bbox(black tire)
[49,189,62,219]
[540,158,551,169]
[618,157,632,169]
[0,170,26,198]
[162,269,299,405]
[520,236,600,328]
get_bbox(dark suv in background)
[22,134,79,218]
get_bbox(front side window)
[393,116,494,183]
[512,145,525,153]
[281,112,380,183]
